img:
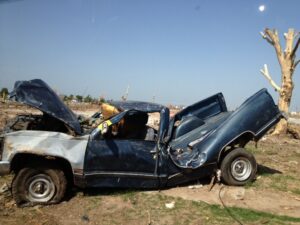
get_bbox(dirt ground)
[1,102,300,224]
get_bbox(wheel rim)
[231,157,252,181]
[27,174,56,202]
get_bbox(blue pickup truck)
[0,79,282,206]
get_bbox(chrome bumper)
[0,161,10,175]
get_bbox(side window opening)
[103,111,158,141]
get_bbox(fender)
[2,130,89,175]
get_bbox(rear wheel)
[220,148,257,186]
[12,163,67,206]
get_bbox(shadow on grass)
[257,164,282,175]
[68,177,213,198]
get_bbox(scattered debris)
[165,201,175,209]
[188,184,203,189]
[81,215,90,222]
[209,176,216,191]
[288,160,298,165]
[208,170,221,191]
[216,170,221,182]
[0,183,9,194]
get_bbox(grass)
[269,176,300,196]
[103,192,300,225]
[245,141,300,197]
[1,187,299,225]
[245,165,300,197]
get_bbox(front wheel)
[12,163,67,206]
[220,148,257,186]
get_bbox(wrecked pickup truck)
[0,79,282,206]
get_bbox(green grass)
[111,192,300,225]
[266,174,300,195]
[245,172,300,197]
[120,189,139,205]
[208,203,300,224]
[245,141,300,197]
[292,189,300,195]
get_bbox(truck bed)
[170,111,233,149]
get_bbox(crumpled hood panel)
[10,79,82,135]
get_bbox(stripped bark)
[260,28,300,135]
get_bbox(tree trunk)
[273,53,294,135]
[260,28,299,135]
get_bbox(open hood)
[10,79,82,135]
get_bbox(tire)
[220,148,257,186]
[12,163,67,206]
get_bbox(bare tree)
[260,28,300,135]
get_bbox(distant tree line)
[63,94,106,103]
[0,87,9,100]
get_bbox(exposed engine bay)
[3,103,157,141]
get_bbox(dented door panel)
[84,140,159,188]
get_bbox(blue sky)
[0,0,299,110]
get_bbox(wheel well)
[11,153,74,186]
[217,132,255,166]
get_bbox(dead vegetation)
[260,28,300,135]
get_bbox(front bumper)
[0,161,10,176]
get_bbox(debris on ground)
[165,201,175,209]
[188,184,203,189]
[0,183,9,194]
[81,215,90,222]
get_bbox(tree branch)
[260,64,282,92]
[260,31,274,45]
[264,28,284,64]
[291,36,300,58]
[294,59,300,69]
[284,29,295,57]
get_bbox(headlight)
[199,152,207,165]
